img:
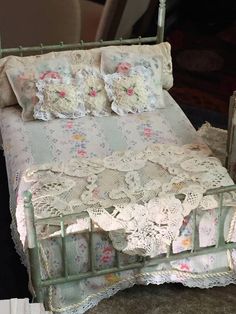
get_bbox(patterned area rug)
[87,283,236,314]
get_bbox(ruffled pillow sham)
[34,80,85,121]
[6,57,73,121]
[101,51,163,89]
[34,68,111,120]
[104,67,165,116]
[6,49,167,120]
[75,68,111,117]
[1,42,173,110]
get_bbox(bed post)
[226,91,236,181]
[157,0,166,43]
[24,191,44,303]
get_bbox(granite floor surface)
[87,283,236,314]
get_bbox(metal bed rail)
[0,36,158,58]
[24,184,236,302]
[0,1,166,58]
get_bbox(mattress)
[0,91,199,196]
[1,91,236,314]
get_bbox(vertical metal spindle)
[60,41,64,50]
[157,0,166,43]
[166,243,172,258]
[60,214,68,278]
[191,209,197,253]
[226,92,236,175]
[116,250,121,269]
[142,256,147,267]
[216,193,225,248]
[19,45,23,57]
[40,43,44,55]
[89,220,95,273]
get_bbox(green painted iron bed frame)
[1,0,236,309]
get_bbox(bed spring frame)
[1,0,236,309]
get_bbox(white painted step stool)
[0,298,52,314]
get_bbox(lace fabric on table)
[23,143,235,258]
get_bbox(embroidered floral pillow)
[75,68,111,116]
[101,51,163,89]
[6,57,72,121]
[104,67,165,115]
[34,80,85,121]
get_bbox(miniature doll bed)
[1,1,236,314]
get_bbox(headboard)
[0,0,166,58]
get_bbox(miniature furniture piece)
[1,1,236,314]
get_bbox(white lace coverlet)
[22,143,235,258]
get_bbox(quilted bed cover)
[1,91,236,314]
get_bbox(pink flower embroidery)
[59,91,66,98]
[182,217,189,226]
[144,128,153,138]
[77,149,87,157]
[127,87,134,96]
[89,89,97,97]
[92,187,100,198]
[116,62,132,74]
[40,71,61,80]
[180,263,190,271]
[66,121,73,129]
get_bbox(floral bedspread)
[1,91,236,314]
[22,142,235,256]
[23,143,236,314]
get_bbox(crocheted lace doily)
[34,78,85,121]
[104,67,165,116]
[197,122,227,165]
[75,68,111,117]
[23,143,235,258]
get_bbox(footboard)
[24,184,236,305]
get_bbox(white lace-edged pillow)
[34,78,85,121]
[75,68,111,116]
[101,51,164,89]
[104,67,165,116]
